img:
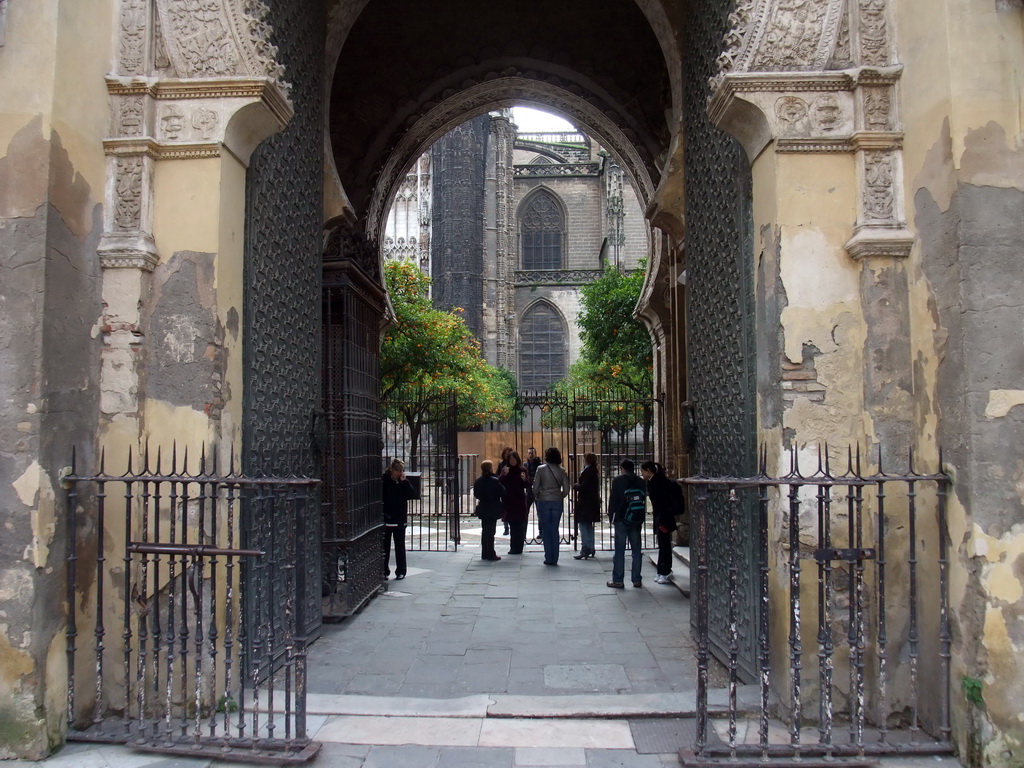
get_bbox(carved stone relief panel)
[858,0,890,66]
[116,95,146,137]
[192,106,219,139]
[160,103,186,140]
[751,0,832,71]
[113,156,145,232]
[862,149,896,222]
[828,3,853,68]
[863,86,892,130]
[712,0,848,91]
[118,0,149,75]
[153,0,288,88]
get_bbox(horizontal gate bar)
[127,542,264,557]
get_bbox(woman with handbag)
[473,460,505,561]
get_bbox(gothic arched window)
[518,303,567,390]
[520,190,564,270]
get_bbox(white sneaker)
[654,574,668,584]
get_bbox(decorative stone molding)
[513,269,605,286]
[709,0,912,260]
[844,224,913,259]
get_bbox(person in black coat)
[641,461,682,584]
[473,460,505,561]
[572,452,601,559]
[382,459,417,580]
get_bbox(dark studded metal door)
[242,0,325,660]
[682,0,760,682]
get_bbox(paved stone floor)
[25,541,962,767]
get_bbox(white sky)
[510,106,576,133]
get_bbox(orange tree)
[545,264,654,440]
[381,260,515,466]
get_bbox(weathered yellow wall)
[0,0,112,757]
[899,0,1024,763]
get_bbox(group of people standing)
[473,449,685,588]
[381,450,685,587]
[474,445,567,564]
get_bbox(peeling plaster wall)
[900,0,1024,763]
[0,0,109,756]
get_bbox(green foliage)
[961,675,984,708]
[216,694,239,713]
[381,260,516,429]
[539,265,653,434]
[574,264,653,395]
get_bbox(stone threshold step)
[301,688,759,719]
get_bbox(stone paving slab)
[488,692,696,718]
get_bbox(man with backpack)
[607,459,647,589]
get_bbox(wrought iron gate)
[681,446,954,766]
[64,448,321,763]
[321,228,389,618]
[512,386,662,551]
[382,388,463,551]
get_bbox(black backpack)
[622,486,646,524]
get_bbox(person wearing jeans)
[607,459,647,588]
[531,446,569,565]
[612,517,644,587]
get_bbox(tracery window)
[520,190,564,270]
[518,302,567,390]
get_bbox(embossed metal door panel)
[682,0,761,682]
[242,0,325,660]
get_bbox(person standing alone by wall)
[573,452,601,559]
[641,461,681,584]
[474,459,505,561]
[532,446,569,565]
[382,459,417,580]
